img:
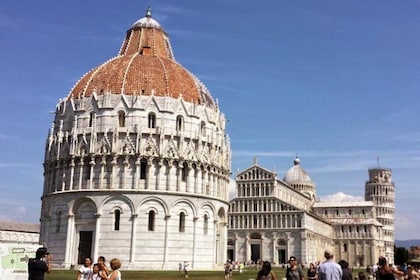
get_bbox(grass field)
[45,267,366,280]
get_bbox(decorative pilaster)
[130,214,138,262]
[93,213,101,262]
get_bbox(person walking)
[338,260,352,280]
[317,250,342,280]
[107,258,122,280]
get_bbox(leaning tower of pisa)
[365,168,395,263]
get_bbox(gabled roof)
[0,220,40,233]
[236,159,277,181]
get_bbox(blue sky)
[1,1,419,240]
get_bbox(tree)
[394,245,409,266]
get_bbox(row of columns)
[44,156,229,200]
[231,199,294,213]
[60,213,227,269]
[229,213,302,229]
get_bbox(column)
[246,236,250,263]
[176,163,181,192]
[192,217,198,268]
[214,221,218,266]
[162,215,171,269]
[110,156,117,189]
[145,159,152,189]
[195,168,200,194]
[130,214,138,263]
[155,159,163,190]
[186,165,192,192]
[64,214,74,268]
[134,156,140,189]
[166,161,172,191]
[89,156,95,189]
[99,156,106,189]
[93,213,101,262]
[122,155,129,189]
[78,158,84,190]
[69,158,75,191]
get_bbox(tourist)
[377,256,404,280]
[97,256,109,279]
[107,258,122,280]
[318,250,342,280]
[184,261,190,278]
[308,263,318,280]
[359,272,367,280]
[28,247,52,280]
[91,263,101,280]
[338,260,352,280]
[407,265,420,280]
[255,261,277,280]
[78,257,93,280]
[286,256,304,280]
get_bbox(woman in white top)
[107,258,122,280]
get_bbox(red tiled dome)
[68,9,215,108]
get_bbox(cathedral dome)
[283,157,313,184]
[68,8,215,108]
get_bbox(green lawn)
[45,267,366,280]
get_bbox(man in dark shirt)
[338,260,352,280]
[28,247,52,280]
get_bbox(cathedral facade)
[227,158,395,267]
[40,9,231,270]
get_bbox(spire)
[146,6,152,18]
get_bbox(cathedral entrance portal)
[78,231,93,264]
[277,239,287,264]
[278,249,286,264]
[251,244,261,262]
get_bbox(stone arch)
[170,198,197,218]
[98,195,135,216]
[217,207,227,223]
[138,196,169,216]
[72,197,97,223]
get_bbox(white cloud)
[318,192,364,203]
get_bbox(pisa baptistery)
[40,8,231,270]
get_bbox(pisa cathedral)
[40,9,395,269]
[228,158,395,267]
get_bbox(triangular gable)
[182,141,198,162]
[162,138,179,159]
[236,164,277,181]
[144,95,162,112]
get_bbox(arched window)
[89,112,95,127]
[181,162,188,182]
[55,211,62,233]
[176,115,183,131]
[148,210,155,231]
[203,214,209,234]
[114,209,121,231]
[118,111,126,127]
[148,113,156,128]
[140,159,147,179]
[200,121,206,136]
[179,212,185,232]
